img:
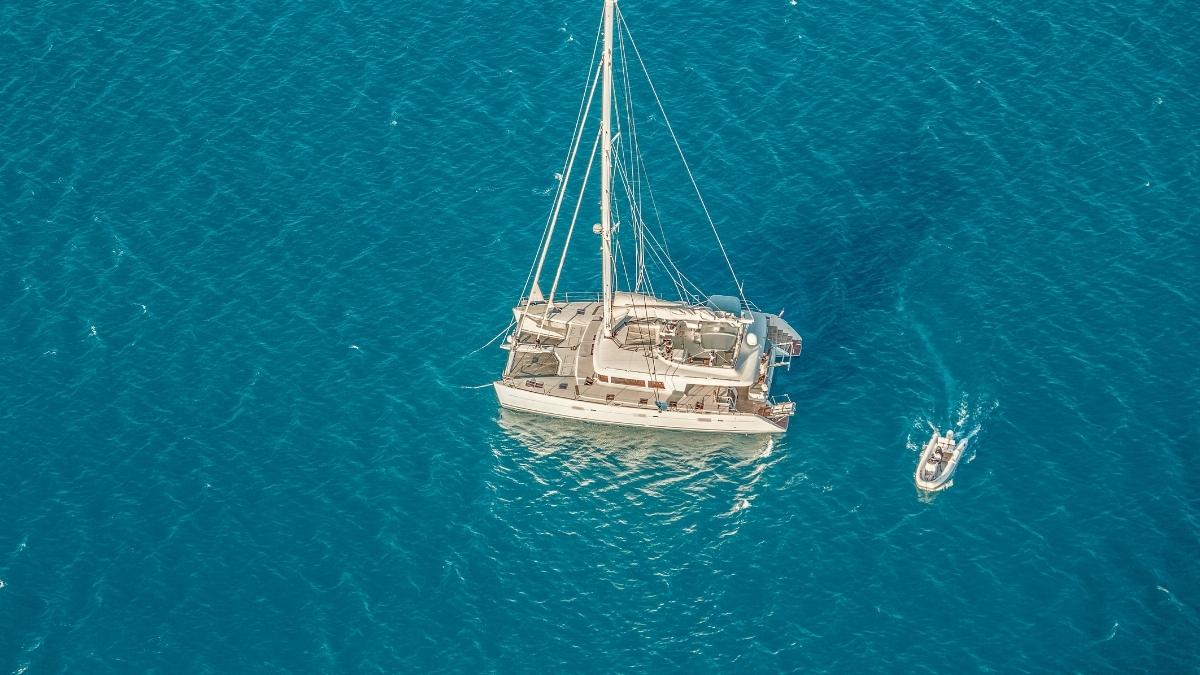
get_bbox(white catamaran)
[493,0,802,434]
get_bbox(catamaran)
[493,0,802,434]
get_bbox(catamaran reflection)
[494,409,777,522]
[496,408,774,465]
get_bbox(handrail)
[759,393,796,418]
[520,292,604,305]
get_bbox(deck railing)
[765,394,796,417]
[520,292,604,305]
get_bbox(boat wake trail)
[953,393,999,444]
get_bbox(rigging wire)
[608,41,690,305]
[544,129,603,315]
[514,10,605,342]
[523,9,604,297]
[526,63,601,303]
[613,237,633,298]
[612,148,706,303]
[616,24,647,294]
[635,137,675,295]
[616,6,748,308]
[453,319,516,369]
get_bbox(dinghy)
[915,427,966,492]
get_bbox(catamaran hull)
[494,382,785,434]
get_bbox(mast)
[599,0,615,337]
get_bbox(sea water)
[1,0,1197,671]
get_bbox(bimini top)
[593,310,767,388]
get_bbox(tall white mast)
[599,0,616,337]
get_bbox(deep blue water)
[2,0,1198,671]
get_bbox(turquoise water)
[2,0,1198,671]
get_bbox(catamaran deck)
[501,299,793,430]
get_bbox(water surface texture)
[2,0,1198,671]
